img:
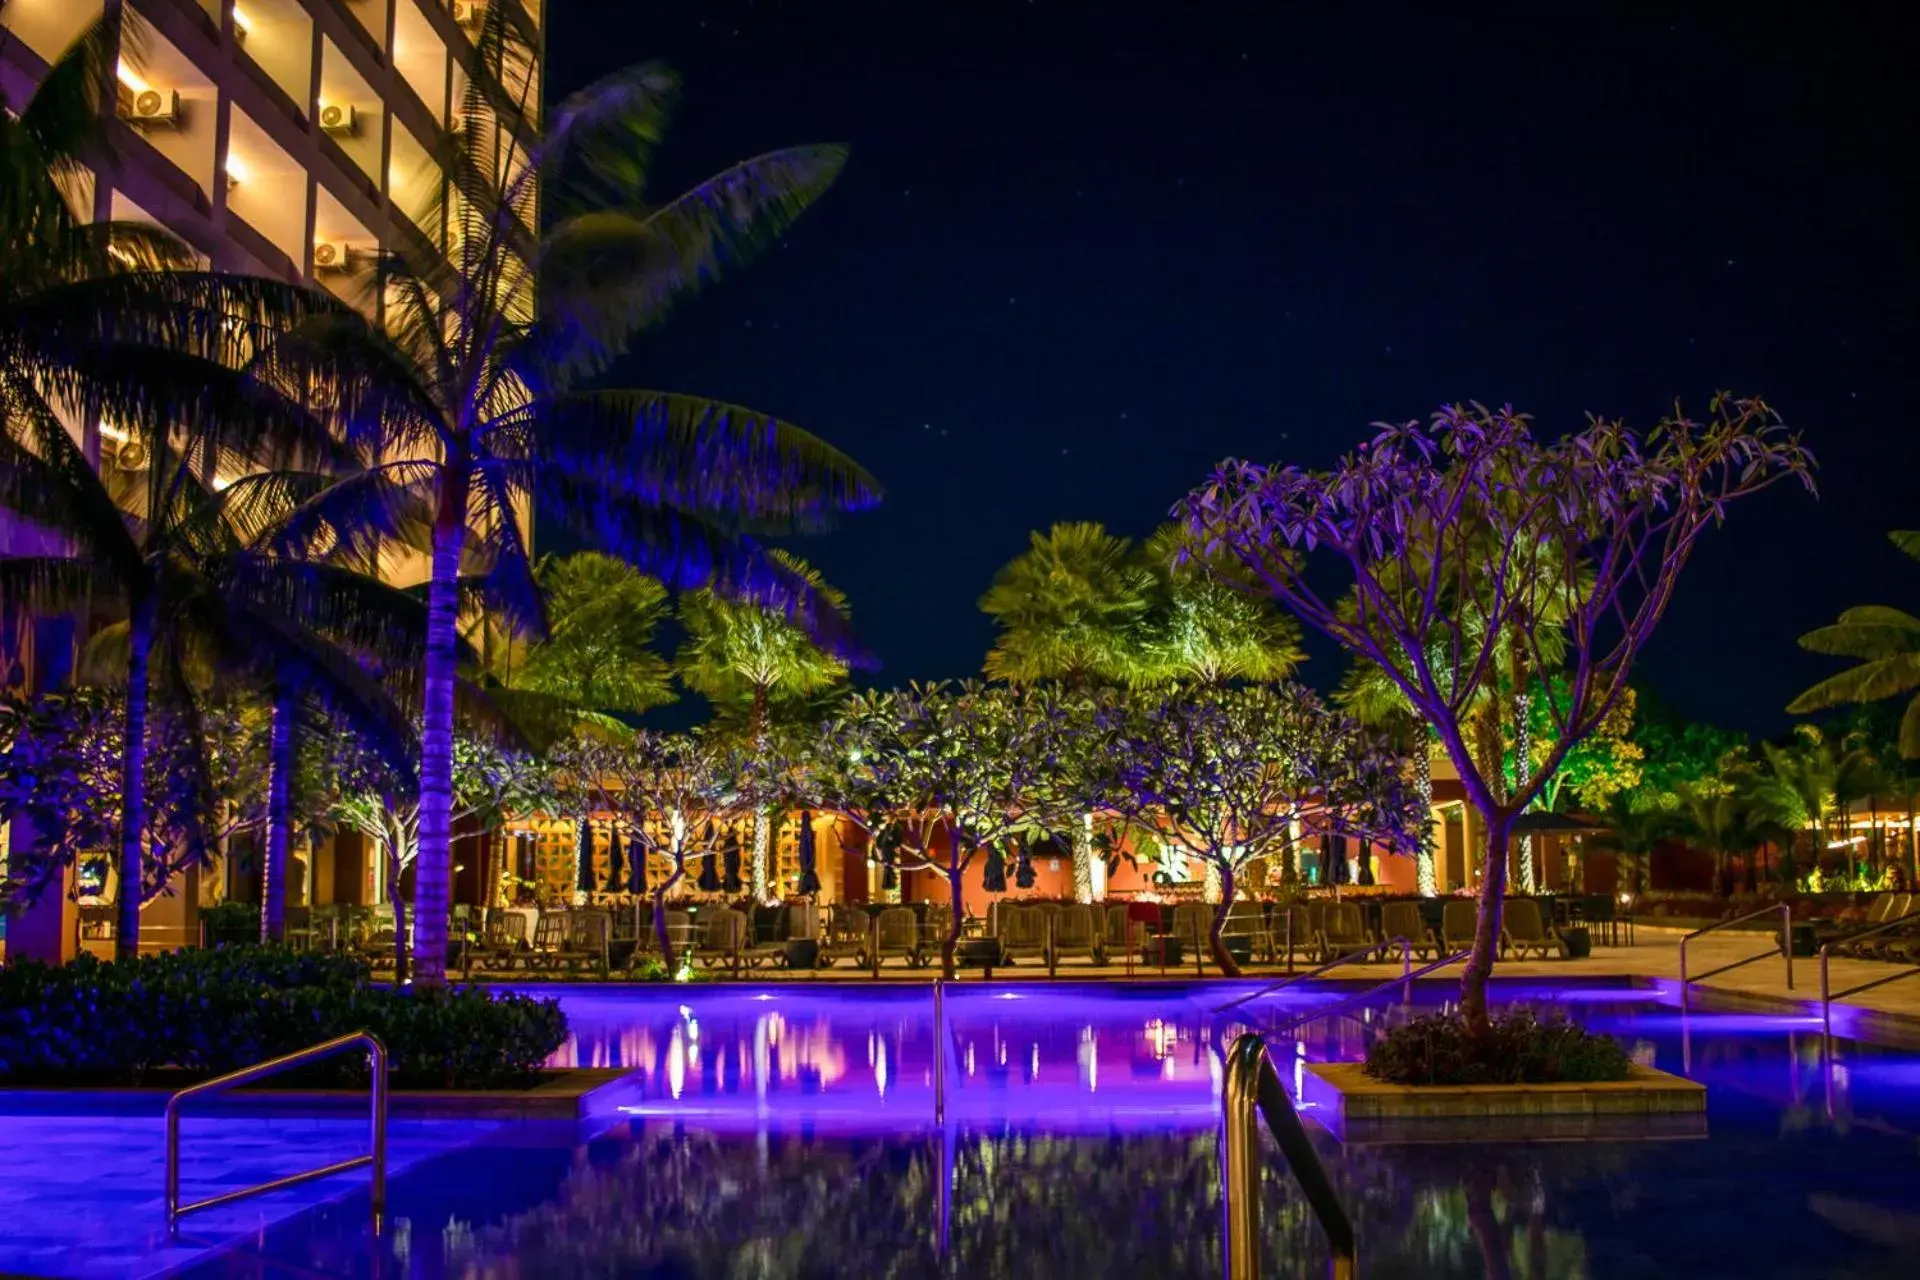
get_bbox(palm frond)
[1786,655,1920,713]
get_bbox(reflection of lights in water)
[667,1024,687,1099]
[1293,1040,1306,1105]
[868,1030,877,1067]
[1030,1043,1040,1081]
[996,992,1023,1000]
[1144,1018,1180,1060]
[998,1040,1007,1068]
[754,993,776,1001]
[966,1042,976,1077]
[875,1034,890,1097]
[1208,1042,1223,1099]
[1079,1026,1098,1093]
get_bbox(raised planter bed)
[0,1067,629,1120]
[1303,1061,1706,1143]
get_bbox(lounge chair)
[555,910,612,975]
[1223,901,1272,962]
[1312,902,1370,962]
[693,908,748,973]
[1272,904,1316,963]
[1103,904,1148,963]
[817,904,869,968]
[1440,900,1478,954]
[1830,894,1915,959]
[996,905,1051,966]
[527,910,569,970]
[1379,901,1438,960]
[1501,898,1559,960]
[1052,904,1102,966]
[867,906,922,969]
[468,910,529,973]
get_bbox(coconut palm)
[267,10,878,981]
[1,21,366,955]
[1745,725,1882,881]
[676,549,850,901]
[980,522,1153,686]
[1788,531,1920,758]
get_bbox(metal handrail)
[1679,903,1792,1004]
[1264,949,1472,1038]
[1222,1033,1357,1280]
[1820,912,1920,1035]
[166,1031,387,1233]
[1217,936,1413,1013]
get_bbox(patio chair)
[1052,904,1102,966]
[742,905,791,968]
[818,904,869,968]
[467,910,530,973]
[659,910,696,965]
[1502,898,1559,960]
[1272,904,1317,963]
[693,908,748,973]
[868,906,922,969]
[526,910,569,971]
[1440,900,1478,954]
[1379,901,1438,960]
[996,904,1051,966]
[1223,900,1272,962]
[1104,904,1148,963]
[555,910,612,976]
[1831,894,1915,959]
[1311,902,1370,962]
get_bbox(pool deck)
[487,927,1920,1034]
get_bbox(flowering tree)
[323,732,549,980]
[0,689,269,909]
[814,682,1068,977]
[1101,681,1421,974]
[1183,397,1814,1026]
[550,729,748,970]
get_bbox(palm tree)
[275,11,878,982]
[1,21,360,956]
[1788,531,1920,758]
[1672,777,1761,897]
[676,549,850,902]
[1745,725,1881,882]
[1134,524,1303,686]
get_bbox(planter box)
[0,1067,631,1120]
[1302,1062,1706,1144]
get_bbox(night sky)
[547,1,1917,738]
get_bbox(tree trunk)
[750,685,772,904]
[115,593,156,961]
[1071,811,1096,903]
[1209,863,1241,977]
[388,853,410,985]
[260,683,295,944]
[411,488,467,986]
[940,843,965,980]
[1413,741,1438,897]
[1514,692,1535,893]
[653,863,686,972]
[1460,814,1512,1033]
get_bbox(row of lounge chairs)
[1818,892,1920,962]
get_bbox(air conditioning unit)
[451,1,483,27]
[120,87,181,127]
[113,437,150,472]
[313,240,353,273]
[318,103,357,136]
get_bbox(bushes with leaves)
[1363,1009,1632,1086]
[0,947,565,1088]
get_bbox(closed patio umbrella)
[722,829,744,895]
[1013,842,1036,889]
[797,811,821,895]
[607,824,625,894]
[622,821,645,894]
[982,842,1007,892]
[697,821,721,892]
[575,818,596,894]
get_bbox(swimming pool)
[9,979,1919,1278]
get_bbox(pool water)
[14,980,1920,1279]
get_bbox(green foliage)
[1528,677,1641,812]
[675,549,851,730]
[0,947,565,1088]
[1363,1010,1632,1086]
[1789,531,1920,758]
[979,522,1152,685]
[1135,524,1304,685]
[496,552,676,731]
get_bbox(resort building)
[0,0,545,959]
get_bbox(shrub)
[1362,1009,1632,1086]
[0,947,567,1089]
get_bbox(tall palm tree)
[1134,523,1303,686]
[1746,725,1881,881]
[278,10,878,981]
[1788,531,1920,758]
[1,20,358,955]
[676,549,850,902]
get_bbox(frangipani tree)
[1101,681,1421,974]
[1183,397,1813,1026]
[551,729,745,970]
[276,10,878,983]
[815,682,1068,977]
[676,549,851,903]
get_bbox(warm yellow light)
[223,152,250,185]
[115,60,150,94]
[98,419,129,443]
[231,5,252,35]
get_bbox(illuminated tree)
[814,682,1068,977]
[676,550,851,903]
[1101,681,1421,974]
[1788,530,1920,758]
[1135,523,1304,687]
[1183,397,1813,1027]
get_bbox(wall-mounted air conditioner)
[120,87,181,127]
[313,240,354,273]
[451,1,484,27]
[318,103,358,136]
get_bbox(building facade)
[1,0,544,957]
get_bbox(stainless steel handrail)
[1217,936,1414,1013]
[1264,949,1472,1037]
[165,1031,387,1233]
[1679,903,1792,1005]
[1222,1033,1357,1280]
[1819,912,1920,1035]
[933,979,947,1124]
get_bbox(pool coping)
[0,1067,632,1120]
[1303,1061,1708,1143]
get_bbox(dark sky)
[546,0,1918,738]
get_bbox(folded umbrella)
[607,823,625,895]
[575,817,595,893]
[622,820,645,895]
[797,811,821,895]
[1013,842,1036,890]
[722,829,744,895]
[697,821,721,892]
[982,842,1007,893]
